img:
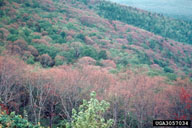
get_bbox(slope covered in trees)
[0,0,192,127]
[0,0,192,77]
[79,0,192,44]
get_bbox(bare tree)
[26,71,52,124]
[0,56,24,111]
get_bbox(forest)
[80,0,192,44]
[0,0,192,127]
[109,0,192,21]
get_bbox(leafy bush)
[148,39,157,49]
[154,59,168,67]
[9,28,18,35]
[7,34,18,42]
[98,50,107,60]
[65,92,113,128]
[32,43,59,58]
[0,0,5,7]
[164,66,174,73]
[80,46,98,60]
[26,56,35,64]
[76,33,85,41]
[50,34,66,44]
[166,73,177,81]
[0,110,42,128]
[59,50,75,63]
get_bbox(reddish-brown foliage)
[6,44,22,55]
[84,36,94,45]
[0,56,27,112]
[77,56,96,65]
[101,59,116,69]
[32,39,49,45]
[0,28,9,39]
[39,54,54,67]
[0,103,9,114]
[28,45,39,57]
[13,40,28,51]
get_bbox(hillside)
[109,0,192,21]
[0,0,192,77]
[87,0,192,44]
[0,0,192,127]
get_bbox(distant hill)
[109,0,192,21]
[84,0,192,44]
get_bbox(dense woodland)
[85,0,192,44]
[0,0,192,127]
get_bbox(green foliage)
[38,20,52,32]
[59,45,99,63]
[59,50,76,63]
[141,43,149,49]
[9,28,19,35]
[0,10,5,17]
[137,51,151,65]
[80,46,98,60]
[55,57,64,66]
[60,31,66,39]
[78,0,88,5]
[0,46,5,54]
[0,109,42,128]
[18,27,33,42]
[66,23,77,30]
[127,35,133,43]
[50,34,66,44]
[98,50,107,60]
[92,0,192,44]
[121,45,127,49]
[0,0,5,7]
[7,34,18,42]
[166,73,177,81]
[65,92,113,128]
[76,33,85,41]
[117,56,129,66]
[154,59,168,67]
[26,56,35,64]
[164,66,174,73]
[32,43,59,58]
[148,39,158,49]
[32,0,40,8]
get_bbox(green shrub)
[9,28,18,35]
[0,0,5,7]
[98,50,107,60]
[50,34,66,44]
[32,43,59,58]
[80,46,98,60]
[26,56,35,64]
[65,91,113,128]
[164,66,174,73]
[154,59,168,67]
[59,50,75,63]
[166,73,177,81]
[7,34,18,42]
[0,109,42,128]
[148,39,157,49]
[76,33,85,41]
